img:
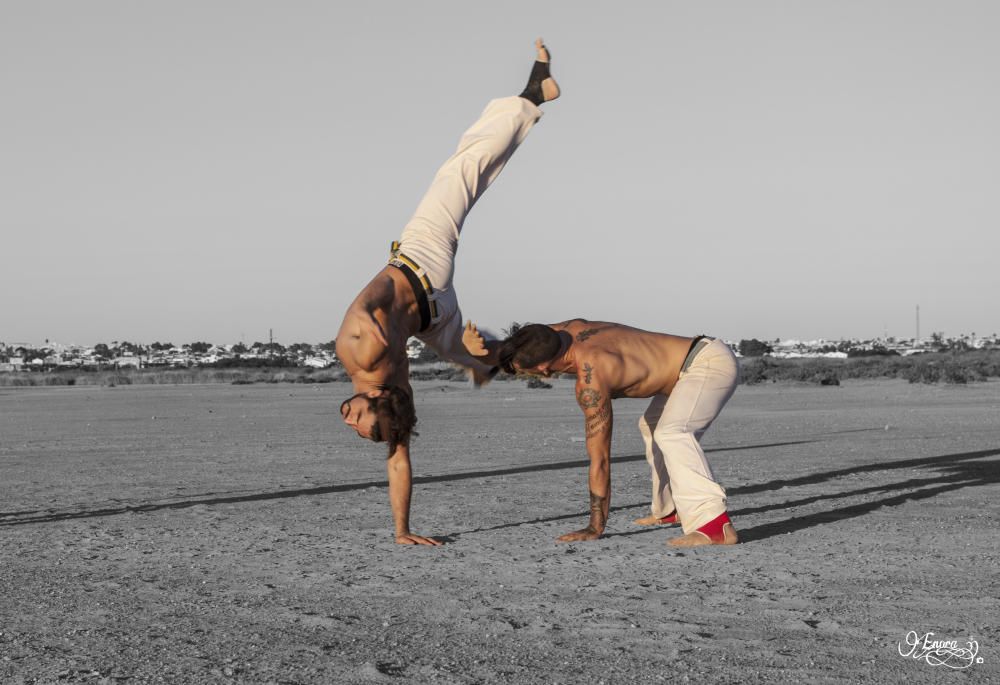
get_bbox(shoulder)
[334,327,362,371]
[550,318,589,331]
[335,316,389,373]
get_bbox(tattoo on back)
[577,387,602,409]
[583,363,593,384]
[576,328,604,342]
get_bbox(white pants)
[638,339,739,532]
[397,96,542,370]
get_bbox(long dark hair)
[368,385,418,456]
[497,324,562,374]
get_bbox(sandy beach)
[1,379,997,683]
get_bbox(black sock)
[519,59,551,106]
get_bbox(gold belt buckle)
[388,242,438,320]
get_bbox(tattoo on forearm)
[585,401,612,437]
[577,387,601,408]
[582,362,593,384]
[587,491,608,532]
[576,328,604,342]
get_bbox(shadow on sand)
[0,439,810,526]
[735,448,1000,542]
[458,448,1000,541]
[3,445,998,543]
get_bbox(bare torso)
[549,319,695,398]
[335,266,423,391]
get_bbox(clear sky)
[2,1,997,346]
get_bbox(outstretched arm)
[558,371,613,542]
[386,440,441,546]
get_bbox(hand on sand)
[395,532,442,546]
[463,322,489,357]
[557,527,603,543]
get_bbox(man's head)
[497,323,563,376]
[340,385,417,455]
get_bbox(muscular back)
[551,319,695,398]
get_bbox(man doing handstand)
[463,320,740,546]
[335,40,560,545]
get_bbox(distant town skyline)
[3,327,996,351]
[3,3,997,344]
[4,330,994,376]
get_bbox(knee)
[654,424,697,442]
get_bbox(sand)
[1,379,997,683]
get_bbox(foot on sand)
[634,510,679,526]
[519,38,560,105]
[668,512,739,547]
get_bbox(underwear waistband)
[681,335,713,374]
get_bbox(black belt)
[681,335,711,373]
[388,242,437,333]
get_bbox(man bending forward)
[464,320,739,546]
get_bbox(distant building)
[406,339,424,359]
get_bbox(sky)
[2,1,997,346]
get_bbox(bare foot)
[634,512,679,526]
[534,38,560,103]
[667,512,738,547]
[520,38,560,105]
[667,523,739,547]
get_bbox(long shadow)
[449,502,651,540]
[0,507,45,517]
[732,475,975,517]
[468,457,1000,541]
[452,448,1000,539]
[5,445,997,534]
[729,447,1000,495]
[0,439,812,526]
[818,427,890,436]
[737,455,1000,542]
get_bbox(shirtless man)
[335,41,560,545]
[463,320,740,546]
